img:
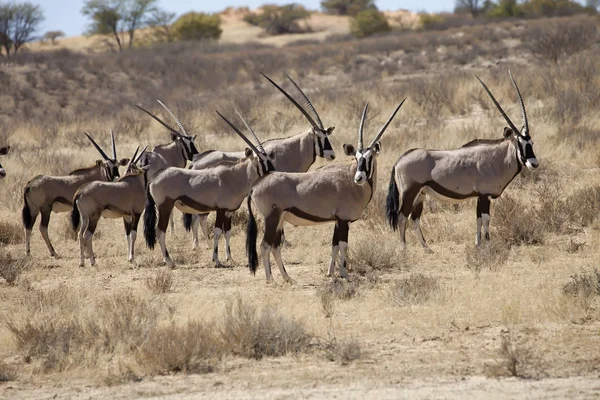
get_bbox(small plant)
[562,268,600,298]
[325,337,362,365]
[493,194,544,246]
[485,334,535,378]
[318,286,336,318]
[145,270,173,294]
[0,219,23,244]
[318,278,360,302]
[524,19,597,64]
[172,12,222,41]
[351,230,404,276]
[390,274,439,306]
[350,9,391,38]
[465,240,510,275]
[0,250,27,285]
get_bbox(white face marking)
[354,150,371,184]
[517,137,538,170]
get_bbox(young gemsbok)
[386,71,538,250]
[144,111,275,268]
[22,131,129,257]
[247,100,406,282]
[183,73,336,250]
[0,146,10,179]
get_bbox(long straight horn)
[157,100,190,136]
[84,132,110,161]
[134,104,180,136]
[368,98,406,149]
[135,145,148,164]
[125,146,140,172]
[261,72,319,129]
[215,111,263,157]
[475,75,520,135]
[358,103,368,150]
[508,70,528,136]
[285,74,324,130]
[234,109,265,153]
[110,129,117,160]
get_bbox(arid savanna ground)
[0,12,600,399]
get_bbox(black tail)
[182,213,193,232]
[70,195,81,231]
[386,168,400,231]
[246,192,258,275]
[22,188,34,230]
[144,187,157,249]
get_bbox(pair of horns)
[85,130,117,161]
[135,100,190,138]
[125,145,148,173]
[261,73,325,131]
[216,110,267,159]
[476,70,529,137]
[357,99,407,151]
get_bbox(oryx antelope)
[0,146,10,178]
[144,111,275,268]
[246,101,406,282]
[386,72,538,250]
[22,131,129,256]
[184,73,336,250]
[71,146,148,267]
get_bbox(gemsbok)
[0,146,10,179]
[22,131,129,257]
[246,100,406,282]
[386,71,538,250]
[71,146,148,267]
[144,111,275,268]
[184,73,337,250]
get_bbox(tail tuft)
[70,195,81,231]
[386,168,400,231]
[246,193,258,275]
[182,213,193,232]
[144,187,157,249]
[22,187,34,230]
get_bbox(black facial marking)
[323,136,332,152]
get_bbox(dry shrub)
[318,278,361,303]
[220,296,311,359]
[565,185,600,227]
[465,240,510,274]
[562,268,600,299]
[524,19,597,64]
[485,334,536,378]
[351,230,406,276]
[0,219,23,244]
[493,194,544,246]
[0,250,28,285]
[136,321,220,375]
[389,274,439,306]
[325,338,362,365]
[58,214,78,242]
[318,286,336,318]
[146,270,173,294]
[0,362,16,382]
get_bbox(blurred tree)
[82,0,157,51]
[147,8,176,43]
[44,30,65,45]
[454,0,482,16]
[321,0,376,16]
[350,9,390,37]
[0,2,44,56]
[172,12,222,41]
[244,4,310,35]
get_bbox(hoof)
[215,262,232,269]
[424,247,434,255]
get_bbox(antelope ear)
[193,135,197,141]
[343,144,356,156]
[371,141,381,155]
[503,127,514,138]
[96,159,103,166]
[0,146,9,155]
[170,132,178,141]
[244,148,253,158]
[326,126,335,135]
[119,158,130,166]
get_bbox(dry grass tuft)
[565,185,600,227]
[351,230,406,276]
[318,278,361,303]
[493,194,544,246]
[0,250,28,285]
[325,338,362,365]
[465,241,510,275]
[485,334,536,378]
[0,362,17,382]
[220,296,312,360]
[389,274,439,306]
[145,270,173,294]
[562,268,600,299]
[0,219,23,244]
[136,321,220,375]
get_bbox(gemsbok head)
[246,100,406,282]
[84,130,131,181]
[135,100,200,167]
[386,71,537,251]
[0,146,10,179]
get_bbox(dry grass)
[324,337,362,365]
[485,334,536,378]
[0,250,28,285]
[465,241,511,275]
[562,269,600,299]
[0,219,23,244]
[351,230,407,276]
[389,274,439,306]
[145,270,173,294]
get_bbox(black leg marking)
[411,201,424,221]
[331,223,340,246]
[123,219,132,236]
[477,196,491,241]
[337,220,349,243]
[131,213,141,232]
[40,210,51,230]
[157,199,175,233]
[400,186,422,218]
[263,210,282,246]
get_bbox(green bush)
[321,0,376,16]
[350,9,390,38]
[243,4,310,35]
[172,12,222,41]
[521,0,587,16]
